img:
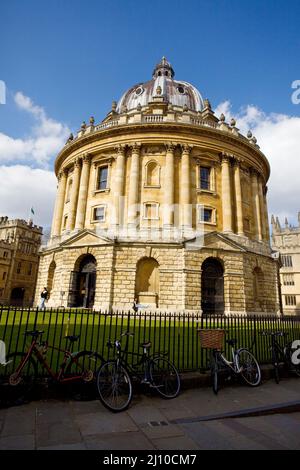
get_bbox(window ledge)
[91,219,106,223]
[196,188,217,196]
[197,221,217,226]
[93,188,110,194]
[144,185,161,189]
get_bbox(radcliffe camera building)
[35,58,279,314]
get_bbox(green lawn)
[1,308,300,373]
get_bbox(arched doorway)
[47,261,56,299]
[10,287,25,307]
[68,255,97,308]
[135,257,159,307]
[201,258,224,315]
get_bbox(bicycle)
[96,331,181,412]
[0,329,104,406]
[198,329,261,395]
[259,331,300,384]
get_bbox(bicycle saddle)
[25,330,44,337]
[65,335,80,342]
[140,341,152,349]
[226,339,237,347]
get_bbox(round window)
[177,85,185,94]
[135,86,144,96]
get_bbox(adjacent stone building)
[271,214,300,315]
[35,58,279,314]
[0,217,42,306]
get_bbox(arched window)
[47,261,56,297]
[145,161,160,187]
[253,267,264,310]
[135,257,159,307]
[66,179,73,202]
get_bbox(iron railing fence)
[1,306,300,375]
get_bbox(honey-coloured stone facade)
[35,58,279,314]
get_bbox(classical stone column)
[127,143,141,227]
[67,158,81,231]
[220,153,233,232]
[250,168,262,241]
[51,169,67,238]
[233,158,244,236]
[263,185,270,241]
[180,144,192,228]
[257,175,267,241]
[163,143,175,227]
[113,145,126,227]
[75,153,91,230]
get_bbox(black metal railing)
[1,306,300,374]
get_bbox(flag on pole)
[30,207,35,215]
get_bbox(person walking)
[39,287,48,309]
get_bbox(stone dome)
[117,57,205,113]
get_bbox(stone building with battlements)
[35,58,279,314]
[271,214,300,315]
[0,217,42,306]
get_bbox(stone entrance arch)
[68,254,97,308]
[201,257,224,314]
[135,257,159,307]
[10,287,25,307]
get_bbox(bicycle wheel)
[211,352,219,395]
[237,349,261,386]
[96,360,132,412]
[150,356,180,399]
[0,352,38,406]
[64,351,104,400]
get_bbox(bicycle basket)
[197,329,225,350]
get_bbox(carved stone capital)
[130,142,142,154]
[165,142,177,152]
[219,152,232,164]
[181,143,193,155]
[115,144,126,156]
[81,152,91,164]
[58,168,68,181]
[249,166,259,178]
[73,157,81,169]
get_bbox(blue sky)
[0,0,300,227]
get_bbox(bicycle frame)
[13,337,85,384]
[216,346,242,374]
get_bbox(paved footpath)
[0,378,300,450]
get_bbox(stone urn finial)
[230,118,236,127]
[219,113,225,122]
[112,101,117,112]
[156,85,162,95]
[89,116,95,125]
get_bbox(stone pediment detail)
[186,231,247,252]
[60,230,113,247]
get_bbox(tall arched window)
[145,161,160,187]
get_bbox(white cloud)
[215,101,300,226]
[0,165,56,228]
[0,91,70,167]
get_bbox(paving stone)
[152,434,199,450]
[75,411,138,437]
[85,431,154,450]
[1,404,36,437]
[0,434,35,450]
[36,419,82,448]
[37,442,87,450]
